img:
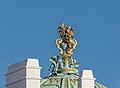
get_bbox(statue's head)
[50,56,58,61]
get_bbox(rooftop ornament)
[49,23,79,76]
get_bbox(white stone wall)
[6,58,41,88]
[78,70,96,88]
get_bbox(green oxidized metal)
[41,74,78,88]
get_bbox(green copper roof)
[40,74,106,88]
[40,74,78,88]
[95,82,106,88]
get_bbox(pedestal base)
[58,67,75,74]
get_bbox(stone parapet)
[6,58,41,88]
[78,70,96,88]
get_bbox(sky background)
[0,0,120,88]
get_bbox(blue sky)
[0,0,120,88]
